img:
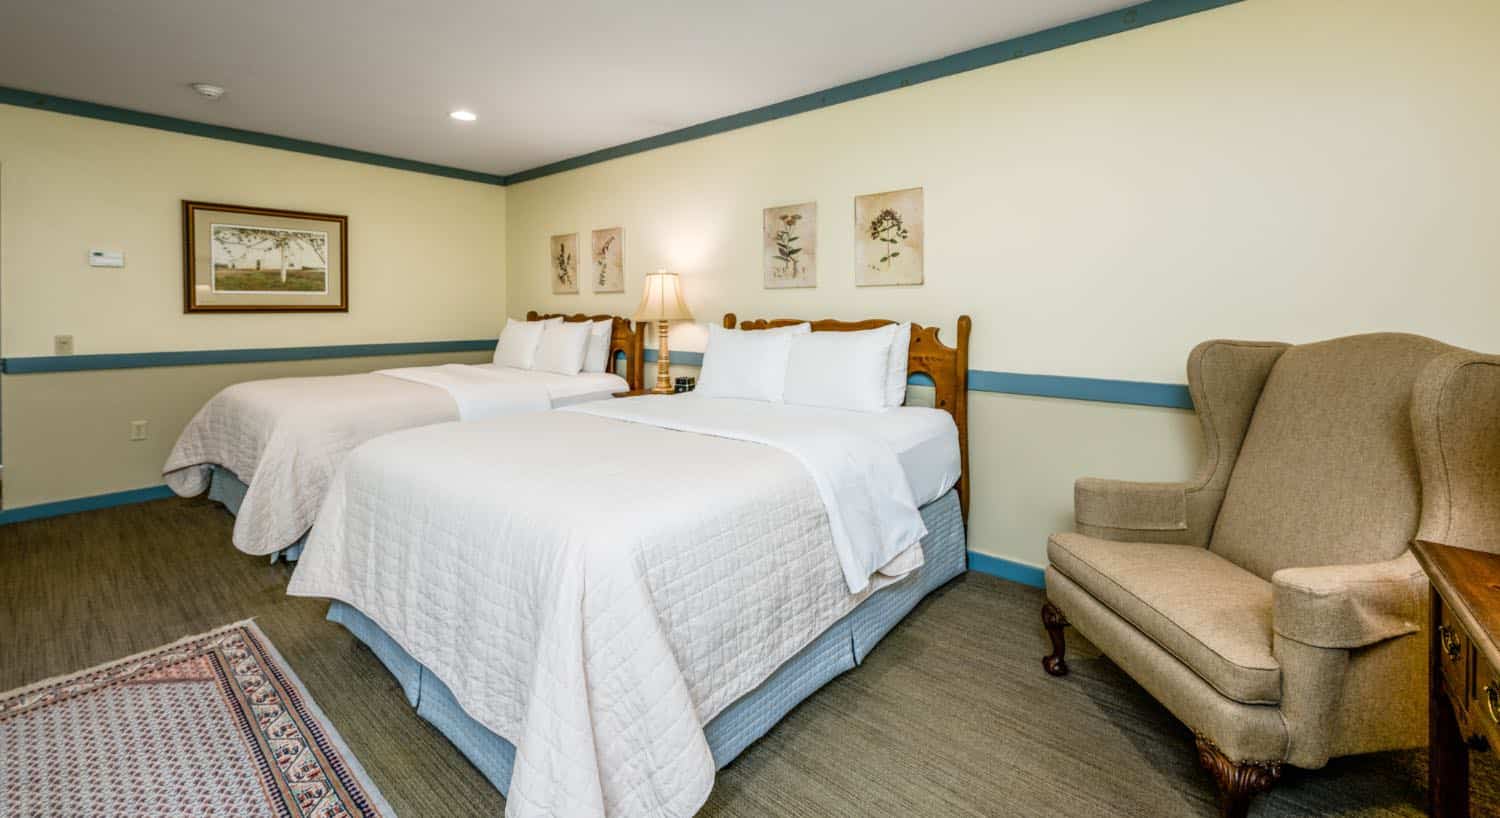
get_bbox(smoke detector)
[190,83,226,100]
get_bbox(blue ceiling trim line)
[0,86,506,186]
[968,552,1045,588]
[1,339,496,374]
[0,485,175,526]
[504,0,1241,184]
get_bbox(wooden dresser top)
[1415,540,1500,672]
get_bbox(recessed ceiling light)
[449,110,477,122]
[190,82,226,100]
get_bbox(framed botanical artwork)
[550,233,579,294]
[591,227,624,293]
[183,201,347,312]
[854,187,924,287]
[763,202,816,289]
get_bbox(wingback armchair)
[1040,333,1485,818]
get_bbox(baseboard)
[967,551,1045,588]
[0,485,175,526]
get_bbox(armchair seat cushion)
[1048,532,1281,705]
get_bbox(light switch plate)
[54,335,74,355]
[89,250,125,267]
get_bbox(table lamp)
[632,269,693,394]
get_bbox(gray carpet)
[2,495,1495,817]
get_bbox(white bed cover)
[286,396,955,818]
[162,364,625,554]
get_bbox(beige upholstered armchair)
[1041,333,1482,818]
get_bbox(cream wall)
[503,0,1500,569]
[1,105,507,507]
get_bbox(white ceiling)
[0,1,1138,177]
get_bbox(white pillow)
[886,322,912,407]
[493,317,554,368]
[582,319,613,373]
[695,322,811,401]
[784,325,899,413]
[533,320,592,375]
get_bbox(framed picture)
[550,233,579,294]
[183,201,347,312]
[591,227,624,293]
[763,202,816,289]
[854,187,924,287]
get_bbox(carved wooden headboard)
[723,313,972,519]
[526,311,646,391]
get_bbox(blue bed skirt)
[207,465,306,561]
[327,488,967,796]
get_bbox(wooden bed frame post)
[724,312,971,521]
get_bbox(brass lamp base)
[652,319,675,394]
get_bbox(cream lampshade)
[632,270,693,394]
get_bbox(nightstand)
[612,389,653,398]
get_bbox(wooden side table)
[1412,539,1500,818]
[612,388,653,398]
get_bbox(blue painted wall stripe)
[0,86,506,186]
[0,339,496,374]
[0,485,175,526]
[968,370,1193,410]
[967,552,1045,588]
[505,0,1241,184]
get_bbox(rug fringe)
[0,617,257,702]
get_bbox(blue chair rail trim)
[0,339,497,374]
[967,552,1045,588]
[967,370,1193,410]
[0,485,175,526]
[505,0,1240,184]
[647,350,1193,410]
[0,86,506,186]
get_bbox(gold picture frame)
[183,200,349,312]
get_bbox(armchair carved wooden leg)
[1194,736,1282,818]
[1041,602,1070,677]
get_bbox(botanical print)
[762,202,817,289]
[211,224,328,293]
[591,227,624,293]
[550,233,579,294]
[854,187,924,286]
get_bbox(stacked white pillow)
[783,325,899,413]
[533,320,593,375]
[695,323,811,402]
[493,316,561,369]
[695,321,914,412]
[582,319,614,373]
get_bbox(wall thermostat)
[89,250,125,267]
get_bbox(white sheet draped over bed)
[286,398,931,818]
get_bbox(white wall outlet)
[129,420,149,441]
[54,335,74,355]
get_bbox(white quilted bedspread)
[163,366,574,555]
[286,403,928,818]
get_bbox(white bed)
[164,314,643,555]
[286,314,972,818]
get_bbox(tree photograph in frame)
[854,187,924,286]
[183,201,347,312]
[551,232,580,294]
[762,202,816,289]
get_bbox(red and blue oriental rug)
[0,620,393,817]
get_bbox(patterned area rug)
[0,620,393,817]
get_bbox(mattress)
[328,488,967,798]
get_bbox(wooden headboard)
[723,313,972,519]
[526,311,646,391]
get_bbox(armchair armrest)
[1272,551,1426,649]
[1074,478,1188,534]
